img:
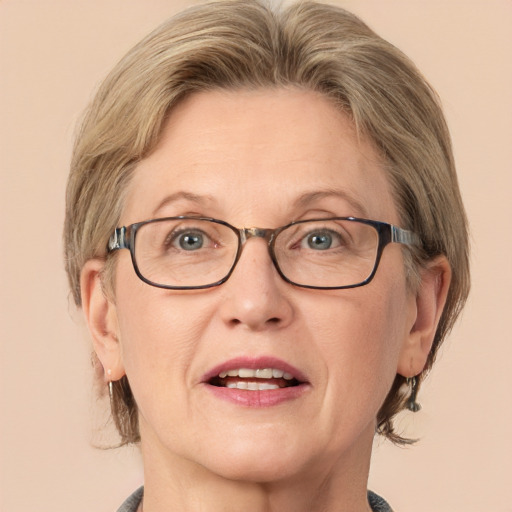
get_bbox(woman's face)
[105,89,419,481]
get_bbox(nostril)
[227,316,281,329]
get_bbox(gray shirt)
[116,487,393,512]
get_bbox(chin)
[195,430,311,483]
[206,455,303,484]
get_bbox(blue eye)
[176,232,204,251]
[306,232,333,250]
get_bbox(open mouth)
[209,368,302,390]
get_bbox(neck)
[138,421,375,512]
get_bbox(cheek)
[306,279,410,425]
[311,286,405,362]
[112,264,213,409]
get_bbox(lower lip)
[203,383,310,407]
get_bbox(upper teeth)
[218,368,294,380]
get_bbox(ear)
[397,255,452,377]
[80,259,125,383]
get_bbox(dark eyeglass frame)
[107,216,421,291]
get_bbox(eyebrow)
[150,188,369,219]
[293,189,369,218]
[151,191,216,217]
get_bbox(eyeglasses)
[107,216,421,290]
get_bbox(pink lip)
[201,356,311,408]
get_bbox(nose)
[217,237,294,331]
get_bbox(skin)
[81,89,451,512]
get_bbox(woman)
[64,1,469,510]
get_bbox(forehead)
[122,88,398,226]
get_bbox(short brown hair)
[64,0,470,445]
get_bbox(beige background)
[1,1,511,511]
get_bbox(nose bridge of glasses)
[233,227,279,280]
[239,227,274,245]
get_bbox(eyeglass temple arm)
[108,227,128,252]
[391,225,421,247]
